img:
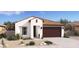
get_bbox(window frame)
[22,27,27,35]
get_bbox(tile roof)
[43,19,64,26]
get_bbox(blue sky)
[0,11,79,24]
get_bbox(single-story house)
[15,16,64,39]
[0,25,6,34]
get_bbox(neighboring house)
[15,16,64,39]
[0,25,6,34]
[70,22,79,31]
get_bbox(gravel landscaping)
[0,37,79,48]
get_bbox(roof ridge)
[15,16,60,24]
[30,16,56,22]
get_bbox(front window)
[22,27,27,35]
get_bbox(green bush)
[44,41,53,45]
[29,41,35,45]
[26,44,29,46]
[74,31,79,36]
[7,34,21,41]
[1,39,6,48]
[15,34,20,40]
[26,41,35,46]
[0,34,6,39]
[64,33,69,38]
[7,35,17,41]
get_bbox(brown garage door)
[43,27,61,37]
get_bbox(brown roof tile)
[43,19,64,26]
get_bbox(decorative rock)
[40,42,47,46]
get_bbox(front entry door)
[34,26,36,37]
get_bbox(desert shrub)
[65,24,73,31]
[26,43,29,46]
[15,34,20,40]
[44,41,53,45]
[1,39,6,48]
[29,41,35,45]
[26,41,35,46]
[64,33,69,38]
[7,35,17,41]
[7,34,21,41]
[0,34,6,39]
[74,30,79,36]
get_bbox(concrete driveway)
[44,37,79,48]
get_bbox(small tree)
[4,21,15,30]
[0,34,7,48]
[60,18,73,31]
[0,34,6,39]
[60,18,70,25]
[15,34,20,40]
[65,24,74,31]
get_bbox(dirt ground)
[0,37,79,48]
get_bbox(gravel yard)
[0,37,79,48]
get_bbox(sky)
[0,11,79,24]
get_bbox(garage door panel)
[43,27,61,37]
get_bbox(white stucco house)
[15,16,64,39]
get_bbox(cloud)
[0,11,24,15]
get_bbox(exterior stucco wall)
[61,26,64,37]
[15,17,43,39]
[30,18,43,39]
[15,17,34,38]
